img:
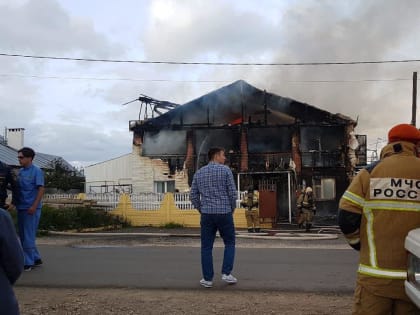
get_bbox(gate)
[258,179,277,226]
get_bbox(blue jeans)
[17,209,42,266]
[200,213,235,281]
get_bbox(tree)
[44,159,85,192]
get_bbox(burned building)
[129,80,366,224]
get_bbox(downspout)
[264,90,267,126]
[288,172,292,223]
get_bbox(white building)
[84,143,189,194]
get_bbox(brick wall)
[240,129,248,171]
[131,144,190,193]
[291,133,302,174]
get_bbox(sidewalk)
[38,224,350,250]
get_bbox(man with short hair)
[16,147,45,271]
[339,123,420,314]
[190,147,237,288]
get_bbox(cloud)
[0,0,122,57]
[143,0,419,142]
[26,122,131,166]
[0,0,127,165]
[143,0,281,60]
[260,0,420,141]
[1,0,420,167]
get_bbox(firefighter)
[297,186,316,232]
[338,123,420,314]
[295,188,305,228]
[241,187,260,233]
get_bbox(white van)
[405,228,420,308]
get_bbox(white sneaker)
[200,279,213,288]
[222,274,237,284]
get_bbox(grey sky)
[1,0,419,166]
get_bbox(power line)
[0,73,228,83]
[0,73,416,83]
[2,52,420,66]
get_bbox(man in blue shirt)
[16,147,45,271]
[190,147,237,288]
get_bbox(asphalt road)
[17,244,358,292]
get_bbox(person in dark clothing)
[0,161,17,209]
[0,207,24,315]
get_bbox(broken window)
[143,130,187,156]
[248,127,292,153]
[313,178,336,200]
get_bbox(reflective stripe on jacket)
[339,141,420,298]
[241,191,259,210]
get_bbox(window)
[313,178,336,200]
[154,181,175,193]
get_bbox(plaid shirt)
[190,162,237,214]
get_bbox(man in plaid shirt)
[190,147,237,288]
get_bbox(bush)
[161,222,184,229]
[9,206,130,232]
[40,206,130,231]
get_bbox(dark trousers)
[200,213,235,281]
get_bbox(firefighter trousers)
[301,209,314,226]
[353,283,419,315]
[245,209,259,229]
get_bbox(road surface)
[17,244,358,292]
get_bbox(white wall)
[85,153,132,193]
[84,144,190,194]
[7,128,24,150]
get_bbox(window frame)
[313,177,336,201]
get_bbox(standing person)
[296,186,316,232]
[0,161,18,210]
[241,186,260,233]
[295,188,305,228]
[190,147,237,288]
[0,207,24,315]
[338,123,420,314]
[16,147,45,271]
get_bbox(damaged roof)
[138,80,355,129]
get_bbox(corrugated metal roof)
[0,143,20,167]
[0,143,75,171]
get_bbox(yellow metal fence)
[109,193,252,228]
[44,192,271,229]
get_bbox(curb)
[46,230,339,241]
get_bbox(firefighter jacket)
[241,190,259,211]
[297,192,315,210]
[339,141,420,300]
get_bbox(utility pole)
[411,71,417,126]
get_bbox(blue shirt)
[190,162,237,214]
[17,164,44,211]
